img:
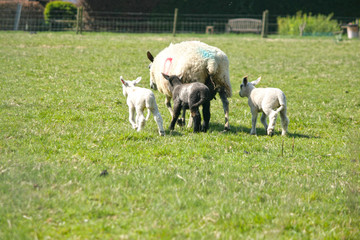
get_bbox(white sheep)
[239,76,289,136]
[120,76,165,136]
[147,41,232,131]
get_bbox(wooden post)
[172,8,178,37]
[76,7,83,34]
[261,10,269,38]
[14,3,22,31]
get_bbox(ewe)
[120,76,165,136]
[162,73,211,133]
[239,76,289,136]
[147,41,232,131]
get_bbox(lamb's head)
[146,51,157,90]
[161,73,182,92]
[239,76,261,98]
[120,76,142,97]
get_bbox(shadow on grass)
[164,122,318,139]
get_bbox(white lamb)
[239,76,289,136]
[147,41,232,131]
[120,76,165,136]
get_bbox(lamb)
[161,73,211,132]
[239,76,289,136]
[120,76,165,136]
[147,41,232,131]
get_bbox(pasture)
[0,32,359,239]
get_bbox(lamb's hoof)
[159,131,165,136]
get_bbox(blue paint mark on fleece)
[198,48,215,59]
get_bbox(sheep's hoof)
[267,129,274,136]
[159,131,165,136]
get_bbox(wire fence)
[0,5,356,35]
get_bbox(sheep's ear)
[251,77,261,86]
[134,77,142,85]
[162,73,170,81]
[242,76,248,86]
[147,51,154,62]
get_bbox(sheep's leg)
[128,106,137,129]
[260,113,268,133]
[165,96,173,117]
[169,102,182,131]
[151,108,165,136]
[219,90,230,131]
[191,108,201,133]
[280,109,289,136]
[267,110,278,136]
[250,110,258,135]
[187,113,193,128]
[136,108,146,132]
[201,101,211,132]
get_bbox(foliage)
[0,32,359,239]
[44,1,77,29]
[277,11,340,36]
[78,0,360,17]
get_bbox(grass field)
[0,32,359,239]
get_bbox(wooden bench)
[226,18,262,34]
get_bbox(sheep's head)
[146,51,157,90]
[120,76,142,97]
[239,76,261,98]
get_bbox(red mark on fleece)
[163,58,173,74]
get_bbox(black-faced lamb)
[147,41,232,131]
[161,73,211,133]
[239,76,289,136]
[120,76,165,136]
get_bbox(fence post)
[76,7,83,34]
[172,8,178,37]
[14,3,22,31]
[261,10,269,38]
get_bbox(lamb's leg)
[145,109,151,121]
[169,102,182,131]
[136,108,146,131]
[267,110,278,136]
[191,108,201,133]
[219,90,230,131]
[177,106,186,127]
[260,113,268,133]
[250,110,258,135]
[280,109,289,136]
[151,109,165,136]
[201,101,211,132]
[128,106,137,129]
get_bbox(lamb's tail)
[190,92,209,112]
[276,94,287,114]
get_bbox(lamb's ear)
[251,77,261,86]
[242,76,248,86]
[147,51,154,62]
[134,77,142,85]
[120,76,128,86]
[162,73,170,81]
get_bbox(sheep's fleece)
[149,41,232,97]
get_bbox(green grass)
[0,32,359,239]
